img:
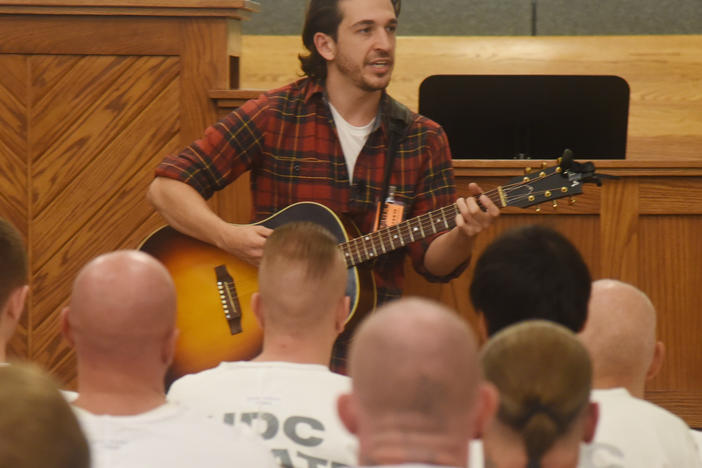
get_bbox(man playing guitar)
[147,0,499,369]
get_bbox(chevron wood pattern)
[0,55,30,360]
[0,54,182,387]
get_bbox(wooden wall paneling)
[29,59,182,382]
[237,35,702,161]
[0,54,30,360]
[599,177,640,283]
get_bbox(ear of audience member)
[63,250,279,468]
[470,224,591,338]
[480,320,597,468]
[167,223,356,468]
[577,279,701,467]
[0,363,90,468]
[338,297,497,467]
[0,217,29,363]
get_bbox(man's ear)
[646,341,666,382]
[313,32,337,61]
[582,402,599,443]
[473,381,499,438]
[251,292,265,329]
[60,306,75,347]
[5,285,29,322]
[335,296,350,335]
[337,393,358,435]
[162,328,180,366]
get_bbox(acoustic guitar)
[140,155,600,382]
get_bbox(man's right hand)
[217,224,273,267]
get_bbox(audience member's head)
[481,320,597,468]
[0,217,29,361]
[61,250,177,411]
[0,363,89,468]
[470,224,591,338]
[338,297,497,466]
[578,279,664,399]
[253,221,348,363]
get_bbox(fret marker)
[393,235,398,239]
[413,227,418,232]
[365,236,370,241]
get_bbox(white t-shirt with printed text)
[168,361,358,468]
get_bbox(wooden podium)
[0,1,256,385]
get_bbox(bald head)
[579,279,659,392]
[349,297,482,428]
[66,250,176,362]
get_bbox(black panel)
[419,74,630,159]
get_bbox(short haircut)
[0,217,28,308]
[299,0,402,81]
[481,320,592,465]
[470,224,591,336]
[258,222,346,328]
[0,363,90,468]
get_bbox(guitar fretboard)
[339,189,503,267]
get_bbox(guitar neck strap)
[379,100,412,210]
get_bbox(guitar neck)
[339,188,503,267]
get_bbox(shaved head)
[67,250,176,363]
[579,279,658,391]
[348,297,481,432]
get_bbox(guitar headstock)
[502,150,599,210]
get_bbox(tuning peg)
[569,197,576,206]
[552,200,558,209]
[524,167,532,175]
[541,162,548,169]
[535,206,542,213]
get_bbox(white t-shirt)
[690,430,702,463]
[581,388,701,468]
[329,102,374,184]
[168,361,358,468]
[73,402,278,468]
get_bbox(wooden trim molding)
[0,0,259,17]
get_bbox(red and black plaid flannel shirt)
[155,77,466,307]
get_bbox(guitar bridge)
[214,265,243,335]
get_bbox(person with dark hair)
[478,320,598,468]
[470,224,591,338]
[148,0,499,367]
[0,217,29,363]
[0,363,90,468]
[168,222,357,468]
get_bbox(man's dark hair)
[470,224,591,336]
[0,217,28,307]
[299,0,401,82]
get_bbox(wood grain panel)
[30,56,137,167]
[640,216,702,391]
[0,16,180,55]
[31,76,181,328]
[0,55,29,361]
[639,178,702,215]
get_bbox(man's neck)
[358,427,468,467]
[74,363,167,415]
[324,74,383,127]
[592,376,644,399]
[253,334,334,366]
